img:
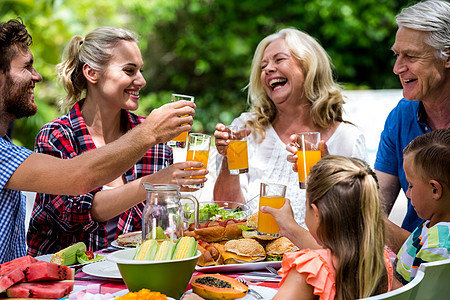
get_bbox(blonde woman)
[27,27,206,255]
[213,28,368,226]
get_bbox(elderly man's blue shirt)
[375,99,433,232]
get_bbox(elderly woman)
[213,28,368,227]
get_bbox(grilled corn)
[172,237,197,260]
[153,240,175,261]
[134,239,159,260]
[50,242,87,266]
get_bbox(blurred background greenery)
[2,0,412,149]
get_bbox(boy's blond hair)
[403,129,450,189]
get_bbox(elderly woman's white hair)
[396,0,450,60]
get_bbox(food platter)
[195,260,281,273]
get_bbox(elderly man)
[374,0,450,251]
[0,18,195,263]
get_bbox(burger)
[265,237,299,261]
[214,238,266,264]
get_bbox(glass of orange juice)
[226,125,249,174]
[257,182,287,237]
[294,132,321,189]
[185,133,211,189]
[167,94,195,149]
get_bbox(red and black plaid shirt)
[26,100,173,256]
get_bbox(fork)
[237,278,264,299]
[265,265,281,277]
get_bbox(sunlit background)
[2,0,413,148]
[2,0,410,228]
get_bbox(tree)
[2,0,413,147]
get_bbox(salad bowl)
[184,201,251,223]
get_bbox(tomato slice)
[85,250,95,260]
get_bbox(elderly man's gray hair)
[396,0,450,60]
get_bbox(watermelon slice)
[6,280,74,298]
[0,255,37,276]
[0,268,25,292]
[24,261,75,282]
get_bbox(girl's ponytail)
[56,27,138,113]
[358,168,388,297]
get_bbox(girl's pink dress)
[278,248,393,300]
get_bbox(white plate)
[195,260,281,273]
[184,285,277,300]
[82,260,122,279]
[35,253,104,268]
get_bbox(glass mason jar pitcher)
[142,183,199,241]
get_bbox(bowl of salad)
[184,201,251,223]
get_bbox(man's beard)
[2,74,37,119]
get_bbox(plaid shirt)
[0,136,32,263]
[26,100,173,255]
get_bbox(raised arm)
[6,101,195,195]
[91,161,208,222]
[260,199,321,250]
[213,123,245,203]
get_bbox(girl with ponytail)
[274,156,393,299]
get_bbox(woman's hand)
[286,135,329,172]
[214,123,230,156]
[214,123,251,156]
[143,162,208,189]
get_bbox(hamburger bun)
[217,238,266,264]
[265,237,299,261]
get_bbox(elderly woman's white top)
[214,112,369,228]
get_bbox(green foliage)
[2,0,412,148]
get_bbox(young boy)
[393,129,450,285]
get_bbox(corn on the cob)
[172,237,197,260]
[50,242,87,266]
[153,240,175,261]
[133,239,159,260]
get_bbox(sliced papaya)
[190,274,248,300]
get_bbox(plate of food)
[188,212,298,273]
[112,231,142,249]
[36,242,105,268]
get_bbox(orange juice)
[186,150,209,179]
[257,195,285,234]
[172,114,189,142]
[172,130,188,142]
[296,150,321,183]
[227,140,248,170]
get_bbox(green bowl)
[107,249,200,299]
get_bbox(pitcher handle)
[182,194,199,230]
